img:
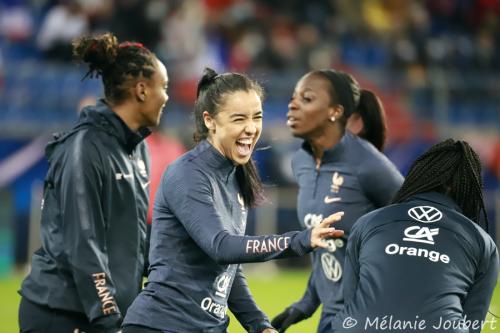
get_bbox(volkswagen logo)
[321,253,342,282]
[408,206,443,223]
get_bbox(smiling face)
[140,58,169,127]
[287,73,339,139]
[204,90,263,165]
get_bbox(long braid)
[392,139,489,231]
[459,141,489,231]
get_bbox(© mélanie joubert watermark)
[341,315,497,331]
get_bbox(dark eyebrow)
[229,113,248,118]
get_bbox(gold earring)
[330,116,336,122]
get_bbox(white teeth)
[237,139,252,145]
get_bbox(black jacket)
[20,100,151,331]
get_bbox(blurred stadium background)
[0,0,498,332]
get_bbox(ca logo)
[321,253,342,282]
[408,206,443,223]
[214,273,231,298]
[403,226,439,245]
[304,213,323,228]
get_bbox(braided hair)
[392,139,489,231]
[72,32,157,104]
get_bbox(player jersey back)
[332,191,499,333]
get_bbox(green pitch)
[1,270,499,332]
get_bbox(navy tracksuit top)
[123,140,315,333]
[291,132,404,318]
[331,192,499,333]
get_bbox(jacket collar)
[79,99,151,153]
[195,140,236,182]
[301,131,351,164]
[407,192,462,213]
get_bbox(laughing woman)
[122,68,344,333]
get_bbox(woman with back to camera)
[122,68,345,333]
[332,139,499,333]
[271,69,404,332]
[19,32,168,333]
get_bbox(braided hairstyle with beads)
[72,32,157,104]
[392,139,489,231]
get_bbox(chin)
[290,129,306,139]
[232,155,252,166]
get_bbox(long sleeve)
[291,269,321,318]
[163,167,313,265]
[228,266,274,333]
[462,243,499,333]
[358,153,403,207]
[59,134,121,331]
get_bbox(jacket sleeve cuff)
[252,319,274,333]
[92,313,122,333]
[290,229,313,256]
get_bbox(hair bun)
[196,67,219,97]
[73,33,119,78]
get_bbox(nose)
[288,98,298,112]
[245,121,257,135]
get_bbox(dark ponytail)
[355,89,387,151]
[314,69,361,126]
[72,32,157,104]
[194,67,265,207]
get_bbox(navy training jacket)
[332,192,499,333]
[123,140,315,333]
[20,100,151,331]
[290,132,404,318]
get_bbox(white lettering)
[246,237,291,254]
[200,297,228,319]
[385,243,450,264]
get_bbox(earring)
[330,116,336,122]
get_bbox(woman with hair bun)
[122,68,345,333]
[19,32,168,333]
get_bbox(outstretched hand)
[310,211,344,248]
[262,329,278,333]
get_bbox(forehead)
[295,73,332,94]
[153,58,168,82]
[218,90,262,113]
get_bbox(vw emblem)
[408,206,443,223]
[321,253,342,282]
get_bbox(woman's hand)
[262,328,278,333]
[310,211,344,248]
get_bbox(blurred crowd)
[1,0,499,76]
[0,0,499,176]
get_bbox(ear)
[333,105,344,119]
[203,111,216,132]
[346,112,364,135]
[134,81,148,103]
